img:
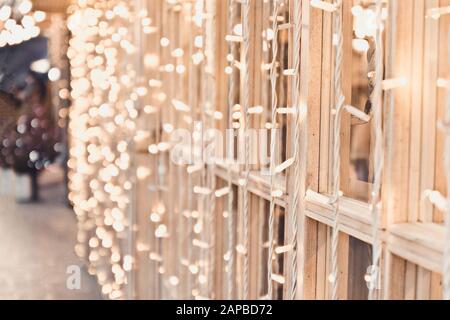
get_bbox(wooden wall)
[67,0,449,300]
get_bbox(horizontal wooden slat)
[387,223,445,273]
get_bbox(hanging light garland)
[205,0,217,299]
[443,63,450,301]
[62,0,450,300]
[241,0,251,301]
[311,0,384,300]
[267,0,281,300]
[367,0,384,301]
[67,0,139,300]
[0,0,45,47]
[438,5,450,301]
[224,0,237,300]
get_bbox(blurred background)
[0,0,100,299]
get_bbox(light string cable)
[206,0,217,298]
[68,0,138,299]
[329,0,345,300]
[190,0,207,300]
[267,0,281,300]
[125,0,146,299]
[242,0,251,300]
[144,0,161,299]
[288,0,303,300]
[187,0,205,299]
[174,3,186,300]
[198,0,209,299]
[156,2,167,299]
[160,1,171,299]
[368,0,384,301]
[186,1,197,299]
[443,26,450,301]
[225,0,237,300]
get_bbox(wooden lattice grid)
[66,0,450,300]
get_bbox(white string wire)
[329,0,345,301]
[242,0,251,300]
[267,0,280,300]
[156,21,167,302]
[443,26,450,301]
[198,0,208,298]
[206,0,217,298]
[368,0,384,301]
[226,0,237,301]
[186,5,196,299]
[288,0,302,300]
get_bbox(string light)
[68,0,139,300]
[61,0,449,301]
[0,0,43,47]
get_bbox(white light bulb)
[30,59,51,73]
[0,6,11,22]
[160,37,170,47]
[18,0,33,15]
[33,11,46,23]
[48,68,61,81]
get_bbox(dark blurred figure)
[0,73,59,202]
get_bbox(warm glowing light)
[48,68,61,81]
[352,38,369,53]
[30,59,50,73]
[160,37,170,47]
[33,11,46,23]
[18,0,32,15]
[0,6,11,22]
